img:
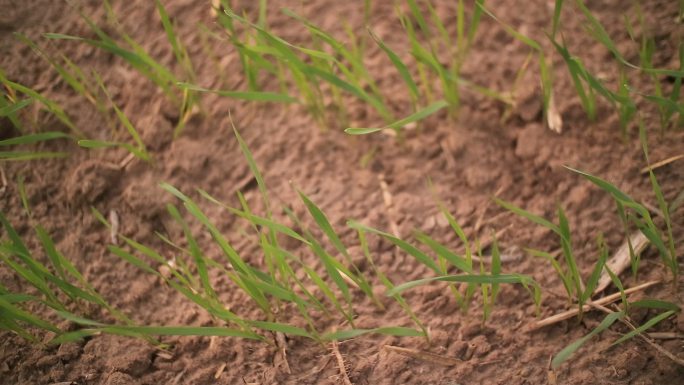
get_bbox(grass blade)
[368,28,419,103]
[387,274,539,296]
[612,310,676,346]
[0,132,70,147]
[495,198,560,233]
[298,190,348,257]
[0,98,32,117]
[348,220,441,273]
[552,310,623,369]
[177,82,296,103]
[414,232,472,273]
[345,100,448,135]
[0,296,60,333]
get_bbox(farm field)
[1,0,683,384]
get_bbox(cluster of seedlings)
[1,0,682,375]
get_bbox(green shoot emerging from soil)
[499,161,681,368]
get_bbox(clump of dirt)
[1,0,683,384]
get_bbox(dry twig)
[274,331,291,374]
[171,369,186,385]
[648,332,684,340]
[546,93,563,133]
[118,152,135,169]
[640,154,684,174]
[590,302,684,367]
[331,339,353,385]
[214,363,227,379]
[0,167,7,196]
[155,351,174,360]
[547,355,558,385]
[527,280,660,331]
[109,209,120,245]
[377,174,400,237]
[593,231,649,295]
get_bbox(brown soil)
[1,0,683,384]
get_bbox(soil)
[1,0,684,384]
